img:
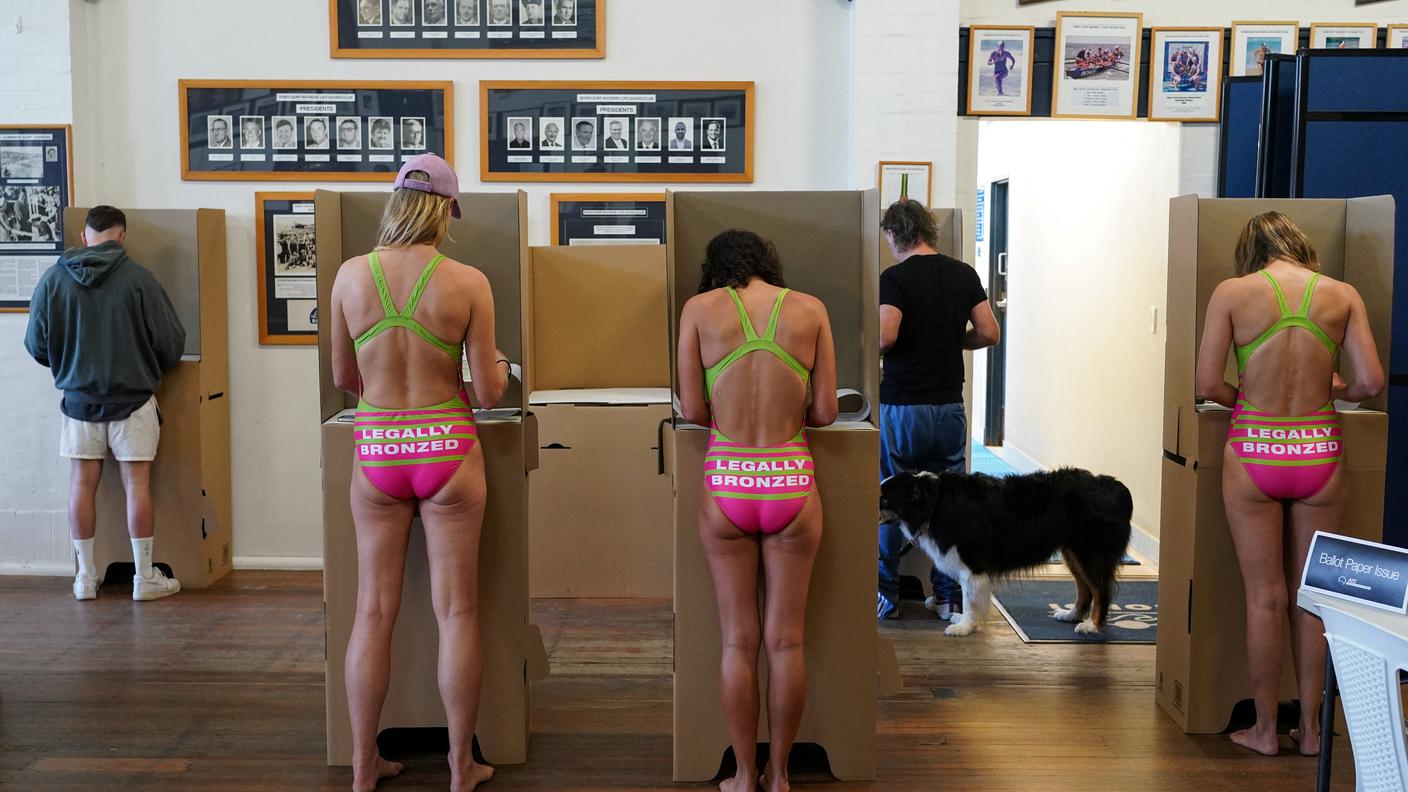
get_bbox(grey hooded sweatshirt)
[24,241,187,422]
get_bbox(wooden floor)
[0,571,1354,791]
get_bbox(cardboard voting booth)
[61,207,232,589]
[666,190,902,781]
[524,244,673,598]
[1155,195,1395,733]
[315,190,547,766]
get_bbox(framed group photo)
[1230,21,1300,77]
[255,192,319,344]
[549,192,666,245]
[1051,11,1143,120]
[331,0,604,58]
[966,26,1036,116]
[0,124,74,312]
[1147,27,1224,123]
[877,162,933,209]
[180,80,453,182]
[480,81,753,183]
[1309,23,1378,50]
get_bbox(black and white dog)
[879,469,1132,637]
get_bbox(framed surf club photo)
[1147,27,1224,123]
[1309,23,1378,50]
[966,26,1036,116]
[1391,25,1408,49]
[1051,11,1143,120]
[1230,21,1299,77]
[255,192,318,345]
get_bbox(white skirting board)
[0,561,73,577]
[232,556,324,571]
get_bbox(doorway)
[983,179,1009,447]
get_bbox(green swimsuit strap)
[354,252,461,359]
[1234,270,1336,374]
[703,287,811,400]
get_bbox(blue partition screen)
[1219,77,1262,198]
[1256,55,1297,198]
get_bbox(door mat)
[992,578,1157,644]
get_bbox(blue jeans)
[877,402,967,620]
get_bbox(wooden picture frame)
[255,192,319,345]
[1230,21,1300,77]
[480,81,754,183]
[1309,22,1379,50]
[1147,27,1225,123]
[328,0,605,59]
[1390,25,1408,49]
[549,192,665,245]
[0,123,75,313]
[966,26,1036,116]
[876,162,933,209]
[1051,11,1144,120]
[179,79,454,182]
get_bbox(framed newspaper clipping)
[180,80,453,182]
[549,192,666,245]
[0,124,73,312]
[330,0,604,59]
[256,192,319,344]
[481,81,754,183]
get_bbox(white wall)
[0,0,75,574]
[973,120,1181,542]
[0,0,858,568]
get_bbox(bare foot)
[761,765,790,792]
[450,760,494,792]
[1290,727,1320,756]
[351,755,403,792]
[1229,726,1279,756]
[720,771,760,792]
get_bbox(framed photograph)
[506,116,534,150]
[481,82,753,183]
[549,192,666,245]
[256,192,319,344]
[1230,21,1300,77]
[0,125,74,312]
[1147,28,1224,123]
[1392,25,1408,49]
[330,0,601,58]
[666,117,694,151]
[1310,23,1378,50]
[180,80,452,181]
[967,26,1035,116]
[877,161,933,209]
[1052,11,1142,120]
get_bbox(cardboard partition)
[522,244,673,598]
[314,190,545,765]
[60,207,231,588]
[1156,195,1395,733]
[666,190,896,780]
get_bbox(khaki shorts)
[59,397,161,462]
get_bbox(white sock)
[131,537,153,579]
[73,538,97,578]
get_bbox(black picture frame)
[330,0,604,58]
[0,124,74,312]
[550,192,666,245]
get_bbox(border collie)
[879,469,1132,637]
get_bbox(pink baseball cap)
[394,153,462,218]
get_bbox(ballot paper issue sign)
[1300,531,1408,614]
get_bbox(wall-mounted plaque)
[550,192,665,245]
[0,124,73,312]
[180,80,453,182]
[256,192,319,344]
[481,81,753,183]
[330,0,603,58]
[877,161,934,209]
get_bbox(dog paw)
[944,620,978,637]
[1052,607,1081,623]
[1074,619,1100,635]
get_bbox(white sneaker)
[73,573,97,601]
[133,568,181,601]
[924,596,954,621]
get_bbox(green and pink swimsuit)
[352,251,478,500]
[702,287,816,535]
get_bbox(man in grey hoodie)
[24,206,186,602]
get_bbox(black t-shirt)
[879,253,988,405]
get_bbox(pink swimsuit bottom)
[1228,395,1341,501]
[705,427,815,535]
[354,389,478,500]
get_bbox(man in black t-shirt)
[876,199,1000,621]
